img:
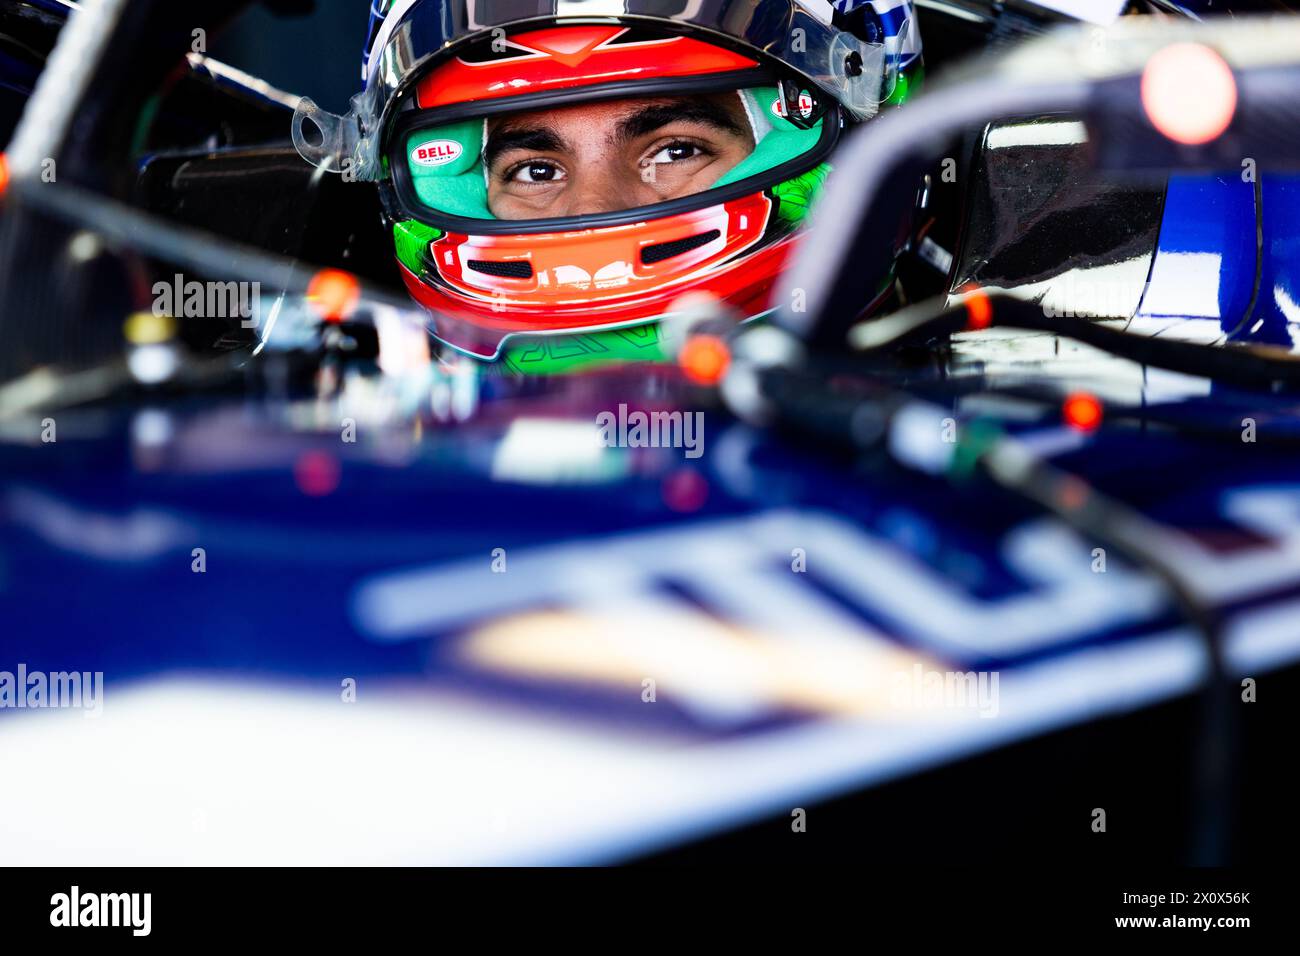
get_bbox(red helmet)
[295,1,921,367]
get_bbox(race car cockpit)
[3,0,1300,869]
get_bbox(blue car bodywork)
[1,0,1298,865]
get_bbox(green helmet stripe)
[393,219,442,276]
[772,162,831,224]
[498,324,668,375]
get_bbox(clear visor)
[392,86,832,226]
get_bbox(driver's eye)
[510,162,564,183]
[649,143,702,164]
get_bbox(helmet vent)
[467,259,533,279]
[640,230,722,265]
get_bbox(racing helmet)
[294,0,922,370]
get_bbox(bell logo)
[410,140,463,167]
[772,93,814,120]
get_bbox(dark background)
[208,2,372,113]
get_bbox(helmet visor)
[389,84,836,232]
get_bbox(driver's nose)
[559,170,635,217]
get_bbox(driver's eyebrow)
[483,126,566,169]
[614,100,745,143]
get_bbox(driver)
[306,1,923,371]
